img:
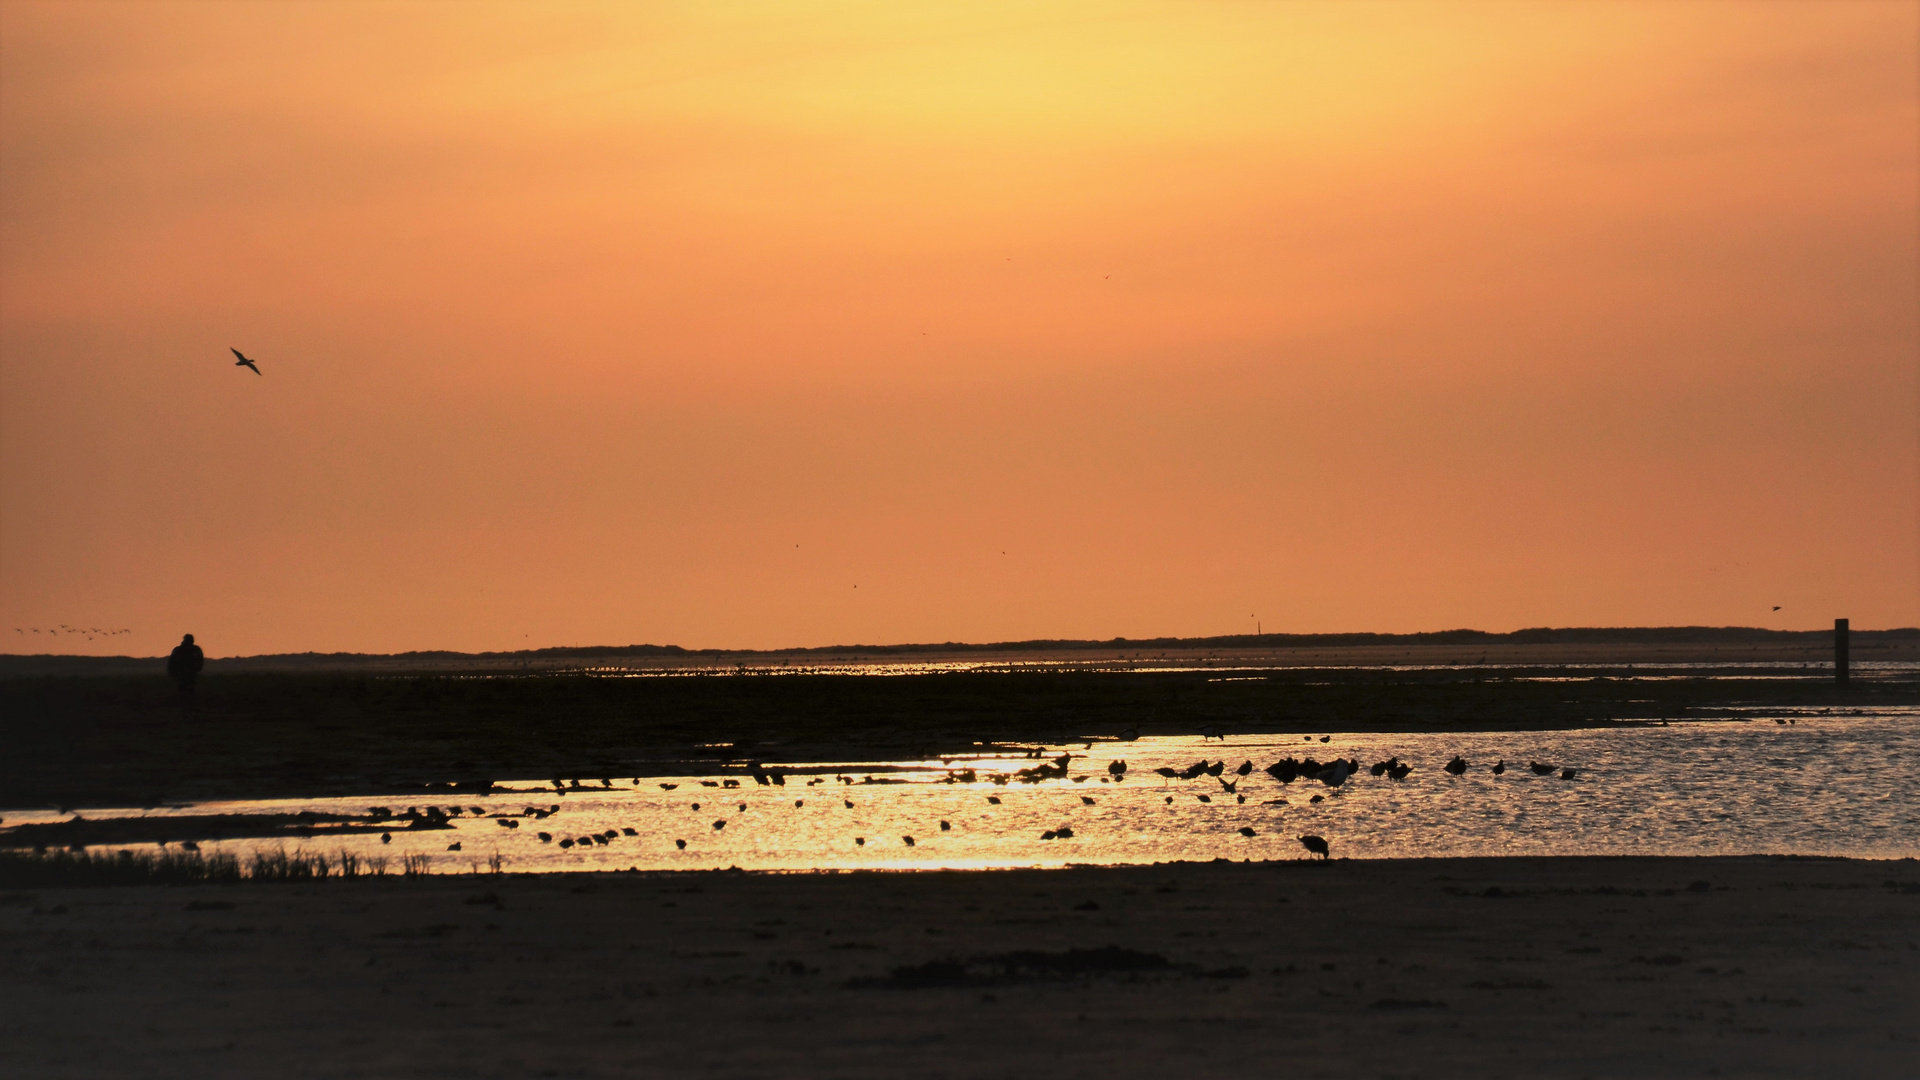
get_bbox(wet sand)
[4,856,1914,1078]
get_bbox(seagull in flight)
[231,348,262,375]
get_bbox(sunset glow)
[2,1,1915,655]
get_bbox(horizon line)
[4,622,1910,664]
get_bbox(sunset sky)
[2,1,1915,656]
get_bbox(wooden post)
[1835,618,1850,684]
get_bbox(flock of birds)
[360,742,1582,865]
[14,626,132,641]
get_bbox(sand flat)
[3,856,1915,1078]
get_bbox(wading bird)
[1298,834,1330,860]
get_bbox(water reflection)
[526,659,1919,679]
[6,710,1916,872]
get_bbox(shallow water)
[8,709,1916,872]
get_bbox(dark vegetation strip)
[2,668,1911,809]
[0,846,462,888]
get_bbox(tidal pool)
[5,708,1915,872]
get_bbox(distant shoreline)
[3,623,1914,676]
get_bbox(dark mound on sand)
[855,946,1174,989]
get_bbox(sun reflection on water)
[5,709,1916,873]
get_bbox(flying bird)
[230,348,262,375]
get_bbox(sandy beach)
[4,856,1914,1078]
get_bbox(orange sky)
[2,1,1916,656]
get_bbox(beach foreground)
[4,856,1914,1078]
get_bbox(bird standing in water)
[230,348,262,375]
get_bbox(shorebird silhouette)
[1298,834,1330,860]
[230,348,261,375]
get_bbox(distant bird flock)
[14,626,132,642]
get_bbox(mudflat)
[7,663,1914,808]
[4,856,1914,1078]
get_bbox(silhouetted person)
[167,633,204,709]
